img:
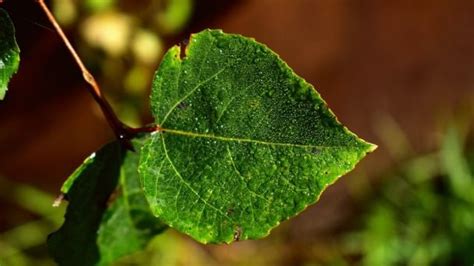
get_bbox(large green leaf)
[0,8,20,100]
[49,138,166,266]
[139,29,376,244]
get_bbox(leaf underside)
[139,29,376,244]
[48,138,166,266]
[0,8,20,100]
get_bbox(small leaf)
[0,8,20,100]
[139,29,376,244]
[49,137,166,266]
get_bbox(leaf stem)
[36,0,134,148]
[126,125,162,135]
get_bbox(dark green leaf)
[139,29,376,243]
[0,8,20,100]
[48,142,123,266]
[49,138,166,266]
[97,138,167,265]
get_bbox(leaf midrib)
[159,128,346,149]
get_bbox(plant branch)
[36,0,134,148]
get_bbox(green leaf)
[49,138,166,266]
[0,8,20,100]
[139,29,376,244]
[97,137,167,265]
[48,142,123,266]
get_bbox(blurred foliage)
[51,0,194,127]
[344,109,474,265]
[0,177,65,266]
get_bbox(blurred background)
[0,0,473,265]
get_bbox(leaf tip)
[364,141,378,153]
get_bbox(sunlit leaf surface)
[139,29,376,244]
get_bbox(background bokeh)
[0,0,473,265]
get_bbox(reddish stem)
[36,0,136,148]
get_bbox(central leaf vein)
[161,128,336,149]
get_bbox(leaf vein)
[161,67,226,124]
[160,134,232,221]
[162,128,336,149]
[216,82,257,123]
[226,145,271,204]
